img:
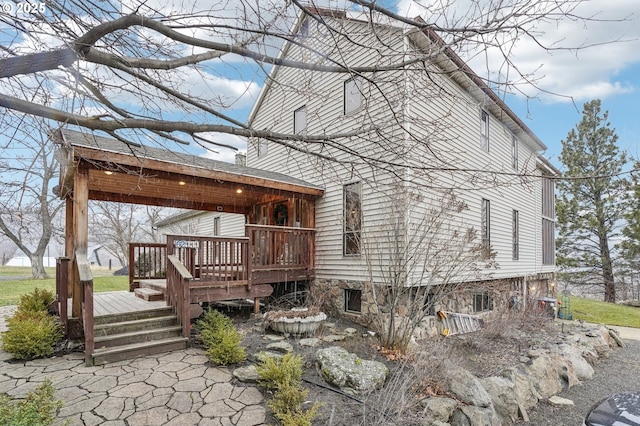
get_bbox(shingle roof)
[54,128,324,191]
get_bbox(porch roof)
[52,129,324,214]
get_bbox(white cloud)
[198,132,247,164]
[396,0,640,104]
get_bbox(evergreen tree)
[556,100,627,303]
[619,164,640,300]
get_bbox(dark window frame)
[343,182,362,256]
[512,210,519,260]
[473,291,493,313]
[344,288,362,313]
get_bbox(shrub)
[0,378,63,426]
[256,352,304,390]
[1,311,62,360]
[17,288,55,314]
[196,309,246,365]
[257,353,319,426]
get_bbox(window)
[481,198,490,250]
[424,293,436,316]
[344,182,362,255]
[512,134,519,171]
[213,216,220,236]
[512,210,519,260]
[344,78,362,114]
[344,289,362,313]
[542,178,555,265]
[473,291,493,313]
[257,139,268,157]
[480,110,489,151]
[294,106,307,135]
[542,219,555,265]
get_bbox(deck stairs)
[91,306,188,366]
[134,279,166,301]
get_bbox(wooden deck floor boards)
[69,291,167,317]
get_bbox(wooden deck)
[69,291,166,317]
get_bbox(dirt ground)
[219,306,567,426]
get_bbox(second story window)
[344,78,362,114]
[344,182,362,256]
[512,134,519,171]
[294,106,307,135]
[480,110,489,151]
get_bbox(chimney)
[235,153,246,166]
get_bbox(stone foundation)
[310,275,553,338]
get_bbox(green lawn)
[0,266,128,306]
[567,296,640,328]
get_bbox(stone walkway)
[0,305,267,425]
[0,348,266,426]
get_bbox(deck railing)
[166,234,250,284]
[246,225,315,272]
[166,254,193,337]
[129,243,167,290]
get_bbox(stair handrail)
[167,254,193,338]
[75,250,94,366]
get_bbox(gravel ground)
[518,338,640,425]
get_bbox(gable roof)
[248,8,546,152]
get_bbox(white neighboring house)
[246,9,558,322]
[155,210,246,241]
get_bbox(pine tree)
[556,99,627,303]
[619,164,640,300]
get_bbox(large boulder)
[526,353,563,399]
[552,343,595,381]
[420,396,457,424]
[444,366,492,408]
[316,346,388,395]
[480,376,520,423]
[500,365,539,410]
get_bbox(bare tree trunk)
[30,254,47,279]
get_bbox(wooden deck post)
[72,167,89,318]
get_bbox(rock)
[233,365,259,383]
[480,375,520,423]
[420,397,457,423]
[608,328,626,347]
[316,346,388,395]
[553,344,594,381]
[548,395,574,407]
[450,405,501,426]
[266,341,293,354]
[444,366,492,408]
[253,351,283,363]
[323,334,345,342]
[344,327,357,336]
[501,366,539,410]
[554,353,581,390]
[526,353,563,399]
[299,338,322,347]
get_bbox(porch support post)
[72,166,89,318]
[65,198,74,304]
[254,298,260,314]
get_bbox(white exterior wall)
[248,14,555,286]
[157,212,246,241]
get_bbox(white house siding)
[248,13,555,289]
[156,211,246,241]
[249,17,411,283]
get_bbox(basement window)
[344,289,362,313]
[473,291,493,313]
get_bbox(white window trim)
[294,105,307,135]
[480,110,489,152]
[344,78,363,115]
